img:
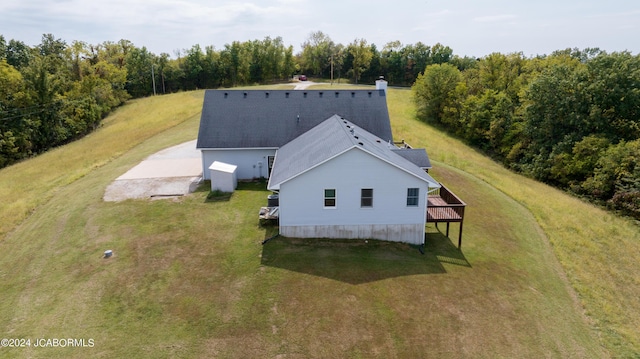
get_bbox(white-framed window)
[361,188,373,207]
[324,189,336,207]
[407,188,419,206]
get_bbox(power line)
[0,108,48,122]
[0,98,90,122]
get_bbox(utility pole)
[151,64,157,96]
[330,53,334,85]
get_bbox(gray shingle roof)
[196,89,393,149]
[392,149,433,169]
[267,115,440,190]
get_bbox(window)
[407,188,419,206]
[324,189,336,207]
[361,188,373,207]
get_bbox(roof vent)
[285,92,290,98]
[368,91,372,97]
[265,92,269,98]
[351,92,356,98]
[224,92,228,98]
[354,135,359,139]
[303,92,307,98]
[319,92,323,98]
[358,142,364,146]
[335,92,339,98]
[243,92,248,98]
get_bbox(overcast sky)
[1,0,638,58]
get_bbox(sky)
[0,0,638,58]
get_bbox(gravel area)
[103,140,203,201]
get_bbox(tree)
[219,41,250,87]
[585,51,640,142]
[582,139,640,218]
[412,63,462,125]
[381,41,404,85]
[184,44,205,89]
[125,46,156,97]
[520,59,589,179]
[460,89,514,153]
[0,35,6,60]
[478,52,526,102]
[430,43,453,64]
[6,39,32,70]
[0,59,30,166]
[282,45,296,80]
[347,38,373,84]
[300,31,335,77]
[360,43,381,84]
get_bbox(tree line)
[0,31,458,169]
[412,49,640,218]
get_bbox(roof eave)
[354,146,441,188]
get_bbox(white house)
[196,89,395,180]
[196,88,457,246]
[267,115,440,245]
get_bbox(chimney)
[375,76,388,93]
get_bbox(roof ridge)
[334,115,360,147]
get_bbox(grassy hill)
[0,86,637,357]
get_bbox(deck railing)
[427,184,467,248]
[429,185,466,220]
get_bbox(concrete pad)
[117,158,202,180]
[104,140,204,202]
[147,139,200,160]
[104,176,201,201]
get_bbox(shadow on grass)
[205,191,233,202]
[260,232,470,285]
[237,180,270,191]
[425,230,472,268]
[196,181,269,202]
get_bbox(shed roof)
[209,161,237,173]
[267,115,440,190]
[196,89,393,149]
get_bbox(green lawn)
[1,85,637,357]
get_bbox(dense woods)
[1,32,638,218]
[412,49,640,218]
[0,31,456,169]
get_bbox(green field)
[1,86,638,357]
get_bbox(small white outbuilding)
[209,161,237,193]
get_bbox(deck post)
[427,183,466,249]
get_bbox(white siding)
[201,148,276,180]
[278,148,428,244]
[209,161,237,192]
[280,224,424,244]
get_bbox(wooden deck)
[427,184,466,248]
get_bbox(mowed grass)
[0,85,627,357]
[388,88,640,357]
[0,91,204,240]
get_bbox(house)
[196,89,393,180]
[267,115,440,245]
[196,87,465,246]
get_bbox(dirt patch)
[103,140,203,201]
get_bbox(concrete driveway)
[293,81,315,90]
[103,140,202,201]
